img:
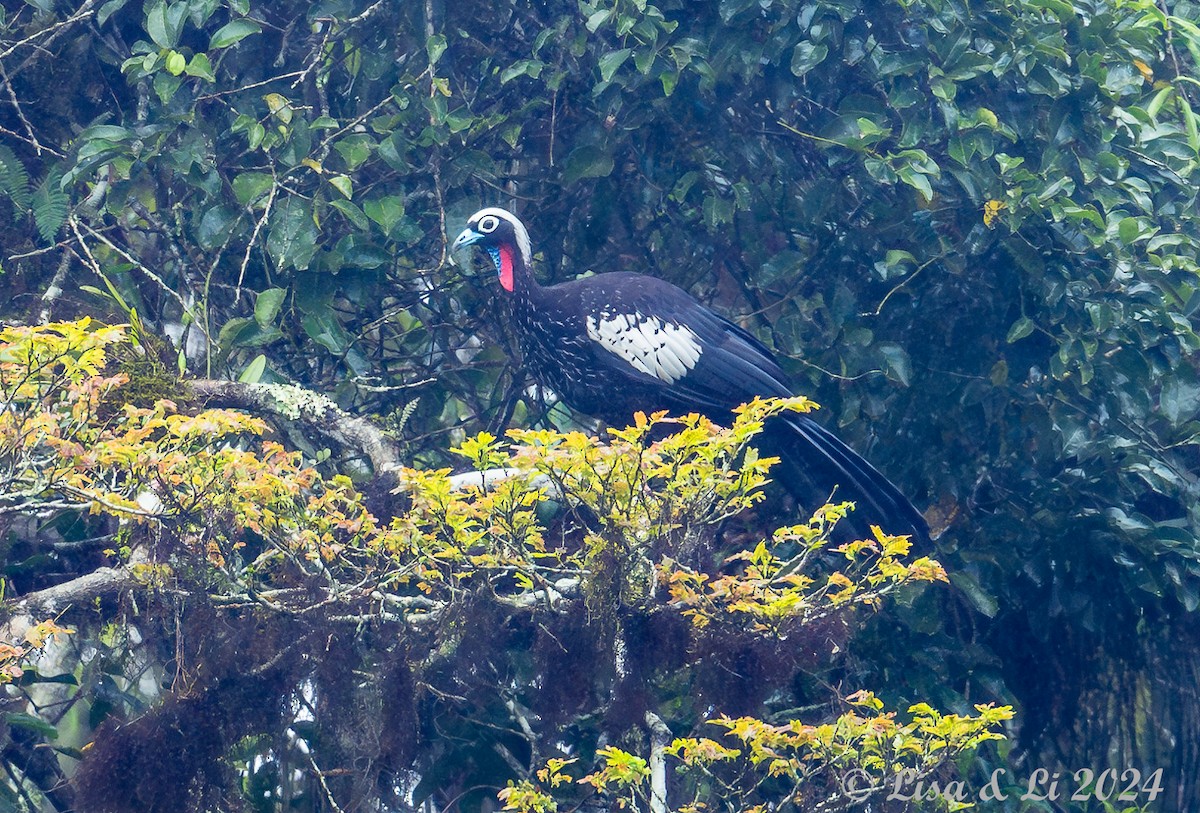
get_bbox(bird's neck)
[491,241,542,304]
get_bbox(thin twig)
[236,182,277,304]
[0,0,98,61]
[549,86,557,167]
[71,217,208,341]
[0,123,63,157]
[860,251,945,318]
[128,197,203,294]
[345,0,387,26]
[424,0,449,269]
[9,230,110,261]
[777,118,854,149]
[289,23,335,91]
[315,95,395,152]
[0,60,44,156]
[196,71,307,101]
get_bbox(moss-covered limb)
[190,379,404,475]
[5,564,137,622]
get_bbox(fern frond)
[32,169,68,244]
[0,145,31,212]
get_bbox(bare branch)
[0,0,98,61]
[0,60,45,156]
[645,711,672,813]
[315,95,396,153]
[37,252,72,324]
[196,70,307,101]
[307,754,348,813]
[236,182,276,304]
[0,122,63,157]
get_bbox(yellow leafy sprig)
[507,699,1012,813]
[0,620,75,684]
[664,508,947,636]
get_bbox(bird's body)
[453,207,928,541]
[509,271,786,423]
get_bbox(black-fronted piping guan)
[451,206,928,542]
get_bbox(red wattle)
[499,244,515,292]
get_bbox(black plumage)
[452,207,928,542]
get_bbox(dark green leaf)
[562,145,614,184]
[185,52,215,81]
[209,18,261,49]
[153,71,183,104]
[878,343,912,386]
[266,197,318,271]
[4,712,57,740]
[1160,378,1200,426]
[254,287,287,327]
[329,199,369,230]
[501,59,545,84]
[426,34,447,66]
[98,0,133,26]
[585,9,612,31]
[195,205,237,250]
[78,124,134,143]
[718,0,756,22]
[598,49,632,82]
[1006,317,1035,343]
[302,309,350,355]
[146,1,170,48]
[333,134,374,171]
[232,172,274,206]
[217,317,256,352]
[326,175,352,200]
[336,235,389,268]
[363,195,406,235]
[949,573,999,618]
[790,42,828,78]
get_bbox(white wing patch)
[586,312,703,384]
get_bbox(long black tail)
[761,414,929,543]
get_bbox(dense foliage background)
[1,0,1199,808]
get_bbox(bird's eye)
[478,215,500,233]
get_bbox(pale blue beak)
[451,227,481,253]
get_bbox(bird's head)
[451,207,533,293]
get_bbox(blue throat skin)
[486,246,503,276]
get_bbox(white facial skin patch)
[585,312,703,383]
